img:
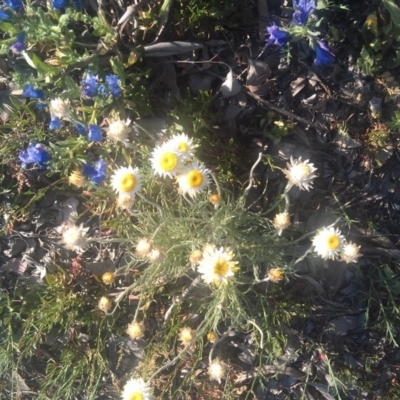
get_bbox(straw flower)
[340,241,361,264]
[166,133,196,159]
[111,166,141,198]
[273,212,291,235]
[151,143,184,178]
[209,193,221,206]
[146,247,165,264]
[60,224,87,252]
[68,169,85,188]
[312,227,345,260]
[206,331,218,343]
[116,193,136,210]
[102,272,115,285]
[283,156,317,191]
[189,250,202,265]
[208,358,227,384]
[136,238,152,258]
[126,321,145,340]
[176,160,211,198]
[197,246,239,286]
[268,268,284,283]
[178,326,196,345]
[106,118,131,145]
[98,296,112,313]
[50,97,70,119]
[122,378,154,400]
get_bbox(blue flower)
[314,40,335,65]
[83,158,107,185]
[52,0,67,9]
[292,0,315,25]
[87,124,103,142]
[71,0,83,9]
[36,102,46,110]
[106,75,122,97]
[10,33,25,54]
[0,8,10,19]
[267,24,290,47]
[4,0,23,12]
[75,123,87,135]
[98,84,108,98]
[81,72,98,98]
[19,143,51,168]
[22,84,44,99]
[49,116,62,130]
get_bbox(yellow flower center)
[178,142,188,153]
[326,234,340,250]
[120,173,136,192]
[187,170,203,188]
[213,259,228,277]
[293,164,311,179]
[128,392,144,400]
[159,152,178,171]
[209,194,221,205]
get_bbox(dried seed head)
[126,320,145,340]
[268,268,284,283]
[102,272,115,285]
[98,296,112,313]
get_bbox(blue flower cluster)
[81,71,122,99]
[266,0,335,66]
[19,143,51,168]
[10,33,25,54]
[74,123,103,142]
[22,84,44,99]
[83,158,107,185]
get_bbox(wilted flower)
[105,74,122,97]
[49,97,70,119]
[5,0,23,12]
[22,84,44,99]
[102,272,115,285]
[126,320,145,340]
[116,193,136,210]
[110,166,141,198]
[60,224,88,252]
[146,247,165,264]
[81,72,98,98]
[197,246,239,286]
[87,124,103,142]
[10,33,25,54]
[106,118,131,145]
[151,143,184,178]
[178,326,196,345]
[268,268,284,283]
[267,24,290,47]
[273,212,291,235]
[98,296,112,313]
[19,143,50,168]
[69,169,85,187]
[136,238,152,257]
[122,378,154,400]
[49,116,62,130]
[83,158,107,185]
[206,331,218,343]
[52,0,67,9]
[176,160,211,198]
[282,156,317,191]
[189,249,202,265]
[208,358,227,384]
[340,241,361,264]
[312,227,345,260]
[292,0,315,25]
[314,40,335,65]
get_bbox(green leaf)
[382,0,400,25]
[110,56,126,84]
[64,75,81,99]
[27,52,59,79]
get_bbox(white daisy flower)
[50,97,70,119]
[273,212,291,235]
[60,224,88,253]
[208,358,227,384]
[110,166,141,198]
[197,246,239,285]
[312,226,345,260]
[340,241,361,264]
[176,160,210,198]
[151,143,184,178]
[106,118,131,145]
[282,156,317,191]
[122,378,154,400]
[166,133,196,159]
